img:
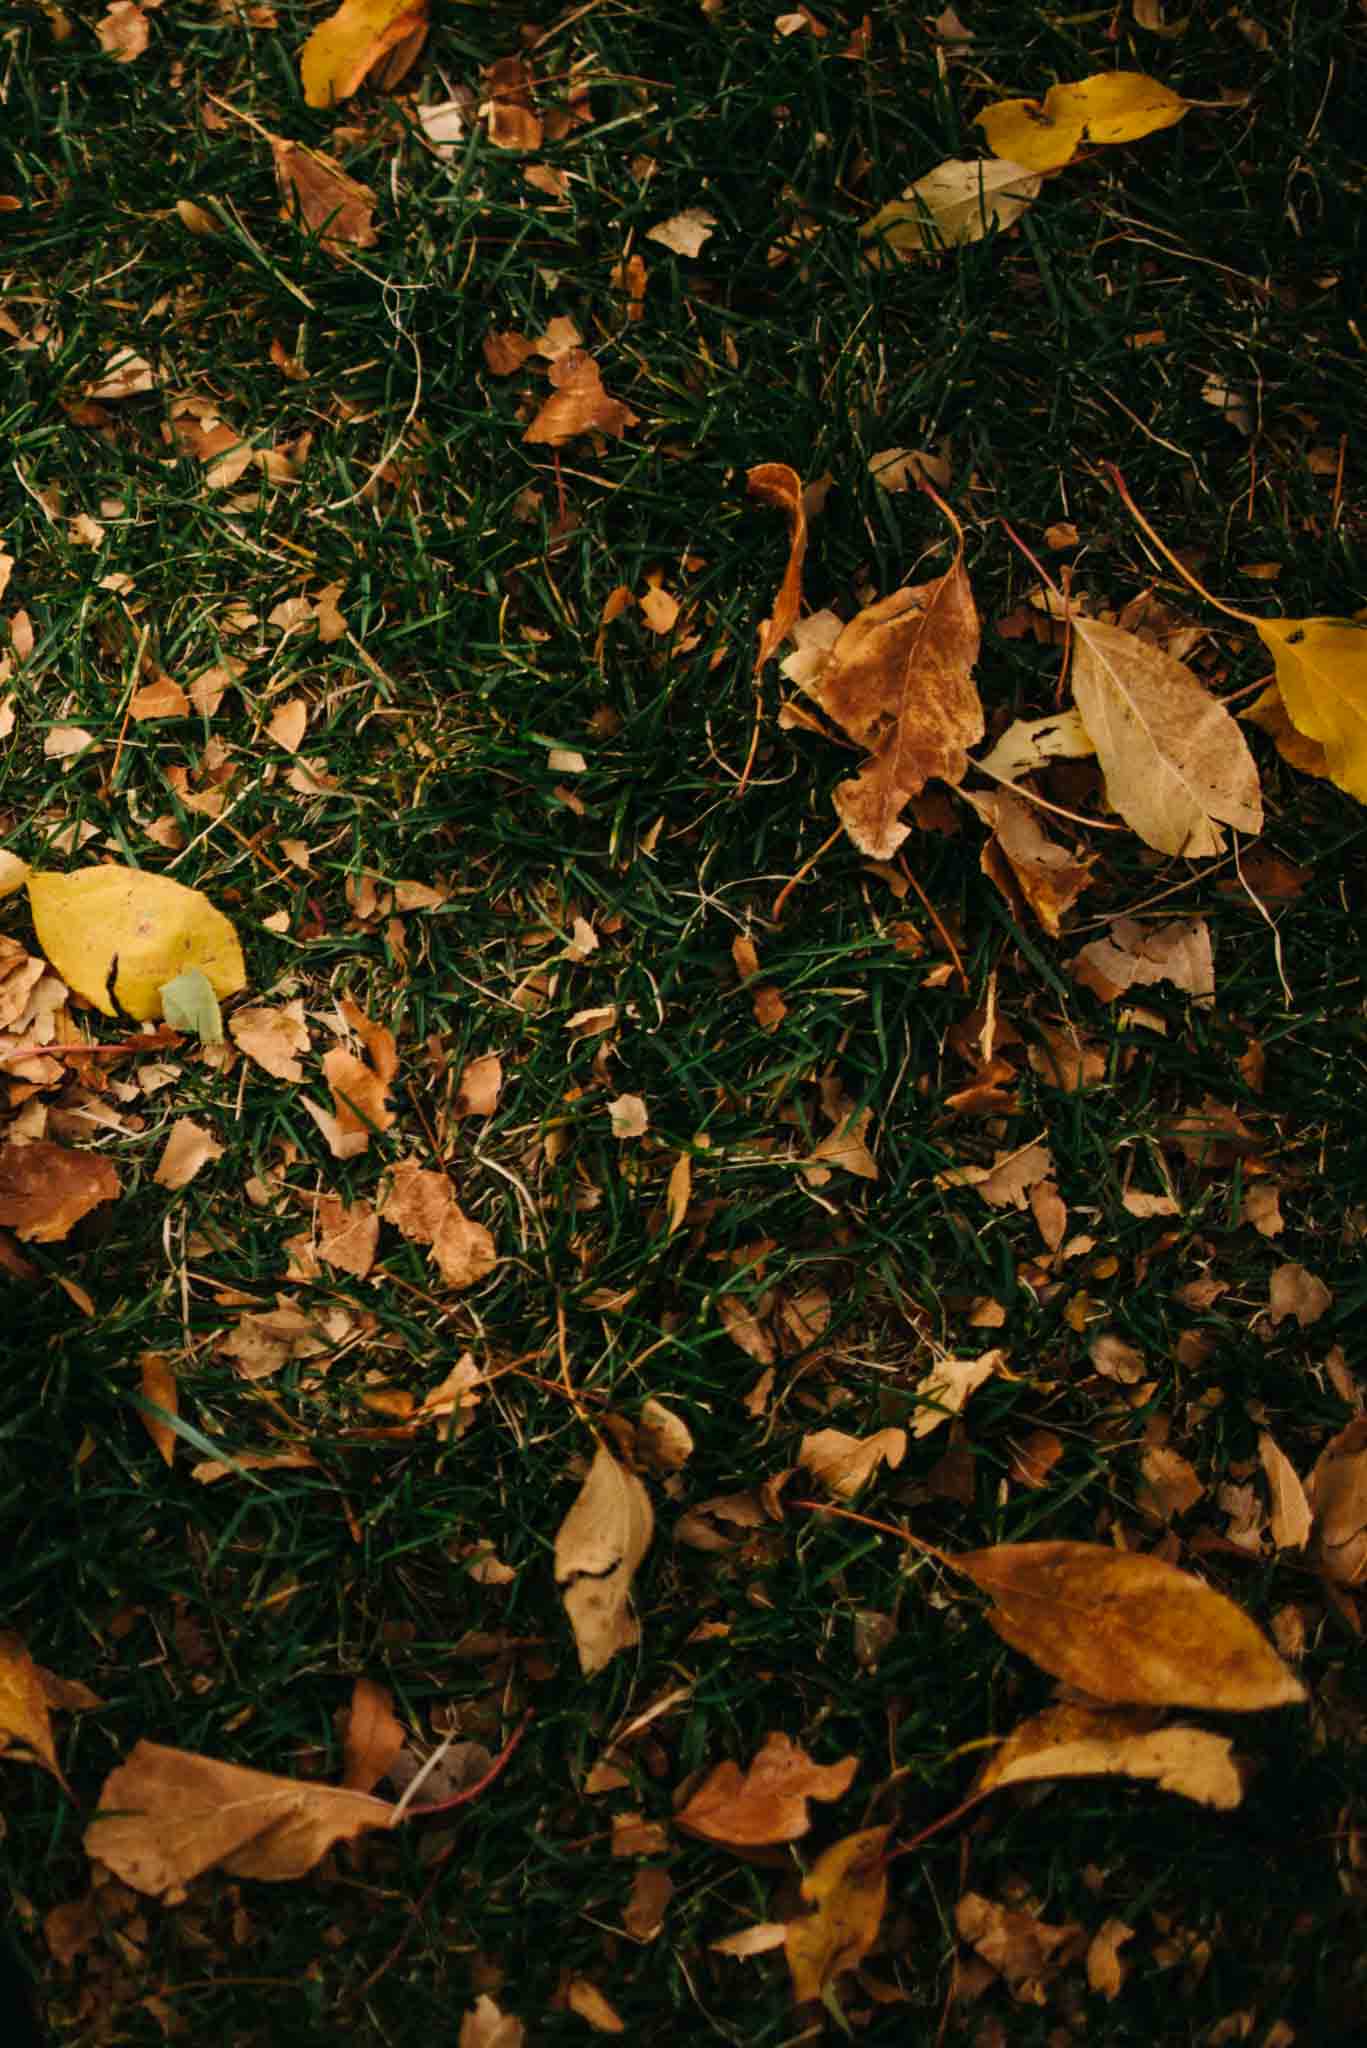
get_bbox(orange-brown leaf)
[969,786,1094,937]
[0,1139,120,1243]
[523,350,638,447]
[271,137,378,253]
[971,1702,1241,1810]
[746,463,808,672]
[675,1732,857,1848]
[341,1677,406,1794]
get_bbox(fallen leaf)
[798,1427,906,1499]
[863,158,1041,256]
[317,1195,379,1280]
[138,1352,177,1467]
[1068,617,1262,855]
[785,1826,890,2005]
[1259,1431,1312,1551]
[555,1446,654,1675]
[807,1104,878,1179]
[976,706,1095,782]
[153,1118,224,1191]
[1251,617,1367,801]
[623,1866,673,1943]
[85,1740,394,1898]
[455,1051,503,1117]
[608,1093,648,1139]
[1070,916,1214,1004]
[159,967,223,1045]
[955,1541,1306,1709]
[0,1139,120,1242]
[566,1979,624,2034]
[1,1630,66,1786]
[972,1702,1240,1809]
[717,1294,777,1365]
[322,1002,397,1148]
[340,1678,406,1794]
[646,208,717,256]
[956,1891,1086,1996]
[1268,1262,1332,1329]
[1307,1419,1367,1586]
[267,698,308,753]
[1138,1444,1205,1522]
[1090,1332,1146,1383]
[271,137,378,253]
[636,1399,694,1475]
[968,787,1094,936]
[460,1995,525,2048]
[666,1151,691,1236]
[910,1350,1004,1437]
[978,71,1187,174]
[300,0,429,110]
[28,865,245,1022]
[676,1732,858,1848]
[96,1,149,63]
[747,463,808,671]
[1087,1917,1136,2001]
[940,1140,1052,1209]
[795,542,983,859]
[379,1160,496,1291]
[230,1000,311,1082]
[523,350,638,447]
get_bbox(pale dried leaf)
[798,1426,906,1499]
[554,1447,654,1674]
[1259,1431,1312,1551]
[973,1703,1241,1810]
[152,1117,223,1190]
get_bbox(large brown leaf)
[798,552,982,858]
[85,1741,395,1898]
[675,1731,857,1848]
[0,1630,67,1788]
[956,1541,1305,1710]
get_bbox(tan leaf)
[623,1867,673,1943]
[711,1922,789,1957]
[939,1140,1052,1210]
[379,1159,452,1245]
[976,706,1094,783]
[798,1427,906,1499]
[717,1294,776,1365]
[807,1104,878,1180]
[747,463,808,671]
[96,2,149,63]
[84,1741,394,1898]
[230,1000,311,1082]
[956,1891,1085,1995]
[0,1139,120,1242]
[523,350,638,447]
[956,1541,1306,1709]
[267,698,308,753]
[1306,1418,1367,1586]
[1030,1177,1067,1250]
[665,1151,692,1236]
[455,1051,502,1117]
[0,1630,66,1786]
[1071,916,1214,1004]
[138,1352,177,1468]
[636,1398,694,1475]
[910,1350,1004,1438]
[459,1995,525,2048]
[317,1195,379,1280]
[129,672,189,720]
[554,1446,654,1674]
[1068,616,1262,855]
[1138,1444,1206,1522]
[1268,1261,1332,1329]
[676,1731,858,1848]
[608,1092,648,1139]
[271,137,378,253]
[1087,1917,1136,2001]
[862,158,1040,256]
[969,787,1094,937]
[340,1677,406,1794]
[1259,1431,1312,1551]
[431,1205,497,1290]
[972,1703,1241,1810]
[646,208,717,256]
[323,1006,396,1147]
[565,1980,624,2034]
[798,554,983,859]
[785,1827,890,2005]
[152,1117,223,1190]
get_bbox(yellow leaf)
[957,1541,1306,1710]
[1253,616,1367,802]
[785,1826,890,2006]
[978,72,1187,173]
[27,865,245,1022]
[300,0,429,111]
[863,158,1041,256]
[976,98,1086,174]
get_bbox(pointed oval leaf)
[977,98,1086,174]
[1045,71,1188,146]
[28,866,245,1021]
[957,1541,1305,1710]
[554,1446,654,1675]
[1254,616,1367,803]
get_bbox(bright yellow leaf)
[28,866,246,1022]
[978,71,1187,173]
[785,1826,890,2008]
[1253,616,1367,803]
[300,0,429,112]
[976,99,1086,174]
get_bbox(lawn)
[2,1,1366,2042]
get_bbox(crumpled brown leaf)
[340,1677,406,1794]
[85,1740,394,1899]
[675,1731,857,1848]
[554,1445,654,1674]
[968,786,1094,937]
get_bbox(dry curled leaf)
[675,1732,857,1848]
[972,1702,1241,1810]
[554,1446,654,1675]
[968,787,1094,936]
[1,1630,67,1787]
[523,350,638,447]
[798,1427,906,1499]
[747,463,808,671]
[956,1541,1306,1710]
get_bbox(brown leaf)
[138,1352,178,1468]
[0,1630,66,1787]
[910,1350,1004,1438]
[956,1891,1085,1997]
[1259,1431,1312,1551]
[271,137,378,253]
[972,1702,1241,1809]
[323,1006,396,1149]
[96,3,149,63]
[785,1826,890,2005]
[746,463,808,671]
[1071,916,1214,1004]
[717,1294,777,1365]
[798,1427,906,1499]
[1138,1444,1205,1522]
[85,1740,394,1898]
[939,1140,1052,1210]
[431,1205,498,1290]
[1087,1917,1136,2001]
[565,1979,624,2033]
[455,1051,503,1117]
[636,1398,694,1475]
[459,1996,525,2048]
[230,1000,311,1081]
[153,1117,224,1190]
[798,551,982,859]
[1307,1418,1367,1586]
[675,1731,858,1848]
[317,1195,379,1280]
[0,1139,120,1242]
[1068,615,1263,855]
[1268,1261,1332,1329]
[956,1541,1306,1709]
[969,787,1094,937]
[523,350,638,447]
[340,1677,406,1794]
[807,1104,878,1179]
[623,1866,673,1943]
[554,1446,654,1674]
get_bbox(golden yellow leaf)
[0,1630,66,1787]
[785,1826,890,2006]
[972,1702,1241,1810]
[554,1446,654,1675]
[300,0,428,110]
[675,1732,858,1848]
[1254,616,1367,802]
[976,97,1086,174]
[957,1541,1306,1710]
[85,1740,394,1898]
[979,72,1187,172]
[863,158,1041,255]
[27,865,245,1022]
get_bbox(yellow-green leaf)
[28,866,246,1022]
[300,0,429,112]
[158,968,224,1045]
[1254,616,1367,803]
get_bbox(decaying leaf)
[321,1000,397,1152]
[300,0,429,111]
[1259,1431,1312,1551]
[85,1741,394,1898]
[675,1732,857,1848]
[0,1140,120,1243]
[378,1160,496,1291]
[646,208,717,257]
[1253,615,1367,803]
[747,463,808,671]
[1307,1418,1367,1587]
[28,865,245,1021]
[972,1702,1241,1810]
[798,1427,906,1499]
[968,787,1094,936]
[1068,617,1262,855]
[956,1890,1086,1997]
[975,706,1094,783]
[1268,1261,1332,1329]
[863,159,1041,256]
[1,1630,67,1787]
[271,137,378,253]
[1071,916,1214,1004]
[554,1446,654,1674]
[785,1826,890,2006]
[340,1677,406,1794]
[795,538,983,858]
[956,1541,1306,1709]
[978,71,1187,174]
[230,1000,311,1082]
[153,1117,224,1191]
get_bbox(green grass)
[2,0,1366,2041]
